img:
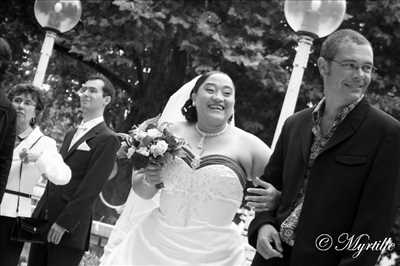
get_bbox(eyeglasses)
[79,86,99,94]
[12,96,36,107]
[330,59,377,74]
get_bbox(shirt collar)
[79,116,104,131]
[312,96,364,125]
[15,127,43,150]
[18,127,33,140]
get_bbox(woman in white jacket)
[0,83,71,266]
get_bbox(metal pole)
[33,31,57,88]
[271,35,314,150]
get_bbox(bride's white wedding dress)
[100,151,248,266]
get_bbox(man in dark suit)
[248,29,400,266]
[28,74,121,266]
[0,37,16,204]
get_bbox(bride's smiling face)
[192,73,235,126]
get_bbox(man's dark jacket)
[33,122,120,251]
[249,98,400,266]
[0,90,15,203]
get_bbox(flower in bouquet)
[126,115,185,170]
[149,140,168,157]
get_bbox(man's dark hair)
[87,74,116,100]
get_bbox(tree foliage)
[1,0,399,142]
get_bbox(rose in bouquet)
[126,115,185,172]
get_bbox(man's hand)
[115,133,133,159]
[256,224,283,260]
[116,132,133,146]
[47,223,67,245]
[116,142,129,159]
[245,177,281,212]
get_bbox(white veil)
[159,75,201,124]
[102,75,205,260]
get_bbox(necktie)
[69,124,88,150]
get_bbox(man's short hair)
[0,38,12,79]
[87,74,115,100]
[320,29,372,60]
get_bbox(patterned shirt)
[279,96,364,246]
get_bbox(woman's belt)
[4,189,31,198]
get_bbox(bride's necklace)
[190,123,228,169]
[195,123,228,152]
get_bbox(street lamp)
[33,0,82,88]
[271,0,346,150]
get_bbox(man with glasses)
[28,74,120,266]
[249,29,400,266]
[0,37,16,204]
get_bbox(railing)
[90,220,113,249]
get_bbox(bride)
[100,71,278,265]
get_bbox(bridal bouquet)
[126,115,185,171]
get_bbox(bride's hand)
[143,163,163,186]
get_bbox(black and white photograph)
[0,0,399,265]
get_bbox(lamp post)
[33,0,82,88]
[271,0,346,150]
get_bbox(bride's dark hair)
[181,71,230,123]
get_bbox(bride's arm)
[131,168,160,199]
[245,134,281,212]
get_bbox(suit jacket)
[249,98,400,266]
[33,122,120,251]
[0,90,16,203]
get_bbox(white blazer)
[0,127,71,217]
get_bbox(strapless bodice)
[159,154,246,227]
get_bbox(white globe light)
[284,0,346,38]
[34,0,82,33]
[32,0,82,88]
